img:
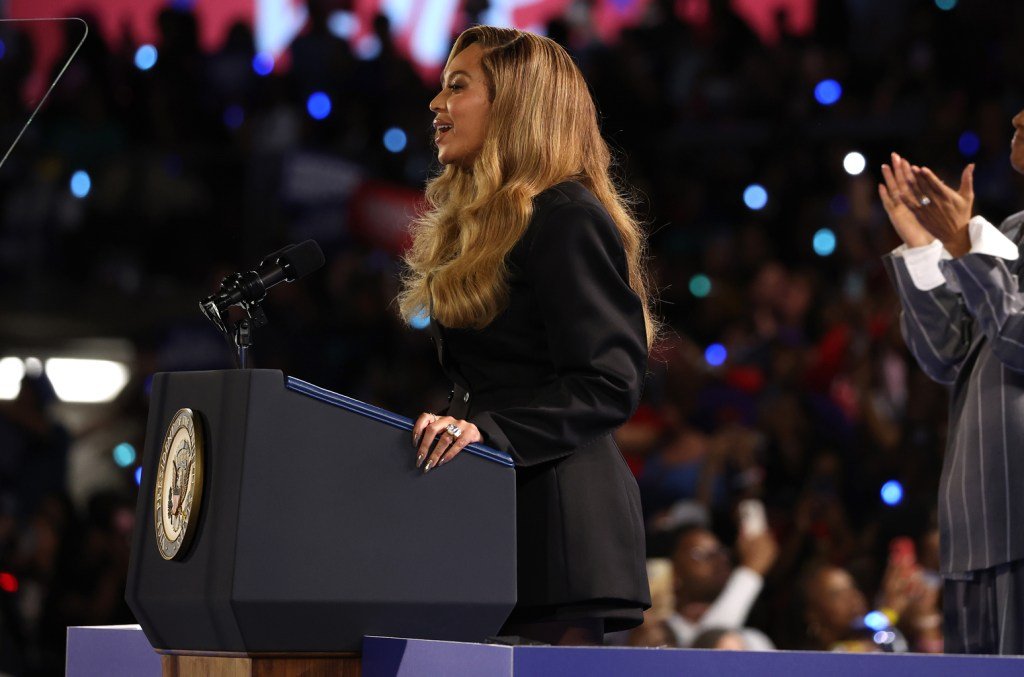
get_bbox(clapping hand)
[879,153,934,248]
[883,152,974,256]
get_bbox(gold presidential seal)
[153,408,205,560]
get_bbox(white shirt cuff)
[967,215,1020,260]
[891,216,1019,292]
[892,239,949,291]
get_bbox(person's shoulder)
[533,179,603,214]
[521,181,624,268]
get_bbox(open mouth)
[435,124,453,141]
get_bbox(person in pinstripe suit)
[878,112,1024,654]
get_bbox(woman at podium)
[401,25,656,646]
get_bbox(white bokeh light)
[44,358,129,403]
[843,151,867,176]
[0,358,25,399]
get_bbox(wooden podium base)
[160,652,361,677]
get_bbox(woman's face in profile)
[430,43,492,168]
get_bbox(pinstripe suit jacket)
[884,210,1024,574]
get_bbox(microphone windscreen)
[279,240,325,280]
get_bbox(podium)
[125,370,517,672]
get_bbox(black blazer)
[427,180,650,626]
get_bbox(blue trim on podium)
[285,376,514,467]
[361,636,1024,677]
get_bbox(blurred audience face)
[673,528,731,605]
[805,565,867,644]
[430,43,491,168]
[1011,108,1024,174]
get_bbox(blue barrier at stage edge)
[66,626,1024,676]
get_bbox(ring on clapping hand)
[445,423,462,439]
[919,196,932,207]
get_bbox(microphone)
[200,240,324,332]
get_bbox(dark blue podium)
[124,370,517,656]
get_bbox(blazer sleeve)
[469,200,648,466]
[940,251,1024,373]
[882,252,972,385]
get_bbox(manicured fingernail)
[424,460,433,473]
[416,454,425,467]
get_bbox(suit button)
[463,392,470,403]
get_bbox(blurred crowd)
[2,0,1024,672]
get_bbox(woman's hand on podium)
[412,413,483,473]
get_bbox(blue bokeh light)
[135,467,143,486]
[134,44,158,71]
[881,480,904,506]
[252,52,274,76]
[689,274,712,298]
[813,228,837,257]
[223,105,244,130]
[355,35,382,60]
[410,309,430,330]
[307,92,332,120]
[328,11,359,39]
[935,0,957,10]
[705,343,728,367]
[814,79,842,106]
[383,127,407,153]
[743,184,768,210]
[864,611,891,631]
[113,443,137,468]
[958,130,980,157]
[70,170,91,198]
[0,39,6,60]
[873,630,897,645]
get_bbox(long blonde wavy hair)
[398,26,657,349]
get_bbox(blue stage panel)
[66,625,161,677]
[362,636,1024,677]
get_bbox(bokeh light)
[935,0,957,10]
[705,343,728,367]
[864,611,891,631]
[873,630,897,645]
[0,357,25,400]
[45,358,129,403]
[328,11,359,39]
[134,44,158,71]
[0,39,6,60]
[881,480,904,506]
[383,127,407,153]
[113,443,137,468]
[743,184,768,210]
[252,52,274,76]
[70,170,91,198]
[814,79,842,106]
[307,92,332,120]
[813,228,837,257]
[958,130,980,157]
[135,467,143,486]
[843,151,866,175]
[410,309,430,330]
[355,35,382,60]
[689,274,712,298]
[0,572,17,594]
